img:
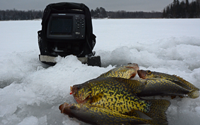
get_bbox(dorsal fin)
[172,75,199,90]
[115,78,147,93]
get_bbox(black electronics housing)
[38,2,101,66]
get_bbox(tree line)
[0,0,200,21]
[0,8,162,21]
[0,10,43,20]
[162,0,200,18]
[91,7,162,18]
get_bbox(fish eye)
[77,86,81,89]
[147,70,151,74]
[73,85,82,90]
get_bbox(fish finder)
[47,13,85,39]
[38,2,101,66]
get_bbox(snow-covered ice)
[0,19,200,125]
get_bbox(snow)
[0,19,200,125]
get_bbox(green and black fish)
[59,102,162,125]
[98,63,139,79]
[137,78,192,97]
[138,70,199,98]
[71,77,170,123]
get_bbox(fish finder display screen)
[49,16,73,35]
[47,13,85,39]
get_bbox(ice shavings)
[0,19,200,125]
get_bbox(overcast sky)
[0,0,193,12]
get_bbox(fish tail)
[188,89,199,99]
[145,99,170,124]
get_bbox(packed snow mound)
[0,19,200,125]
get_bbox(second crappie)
[59,103,160,125]
[138,70,199,98]
[137,78,197,98]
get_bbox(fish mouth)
[70,85,81,95]
[126,63,139,71]
[74,95,90,104]
[70,85,78,95]
[59,103,71,113]
[137,70,146,79]
[126,63,139,78]
[70,86,73,95]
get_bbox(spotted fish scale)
[89,79,151,114]
[72,77,170,122]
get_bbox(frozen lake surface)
[0,19,200,125]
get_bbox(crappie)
[59,103,161,125]
[71,77,170,123]
[137,78,192,97]
[71,77,146,104]
[138,70,199,98]
[98,63,139,79]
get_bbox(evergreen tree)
[91,7,107,18]
[99,7,107,18]
[162,0,200,18]
[91,9,95,17]
[185,0,189,17]
[163,8,166,18]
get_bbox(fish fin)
[124,110,140,117]
[172,75,199,90]
[188,90,199,99]
[172,75,187,82]
[125,110,168,125]
[145,99,170,124]
[116,78,147,93]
